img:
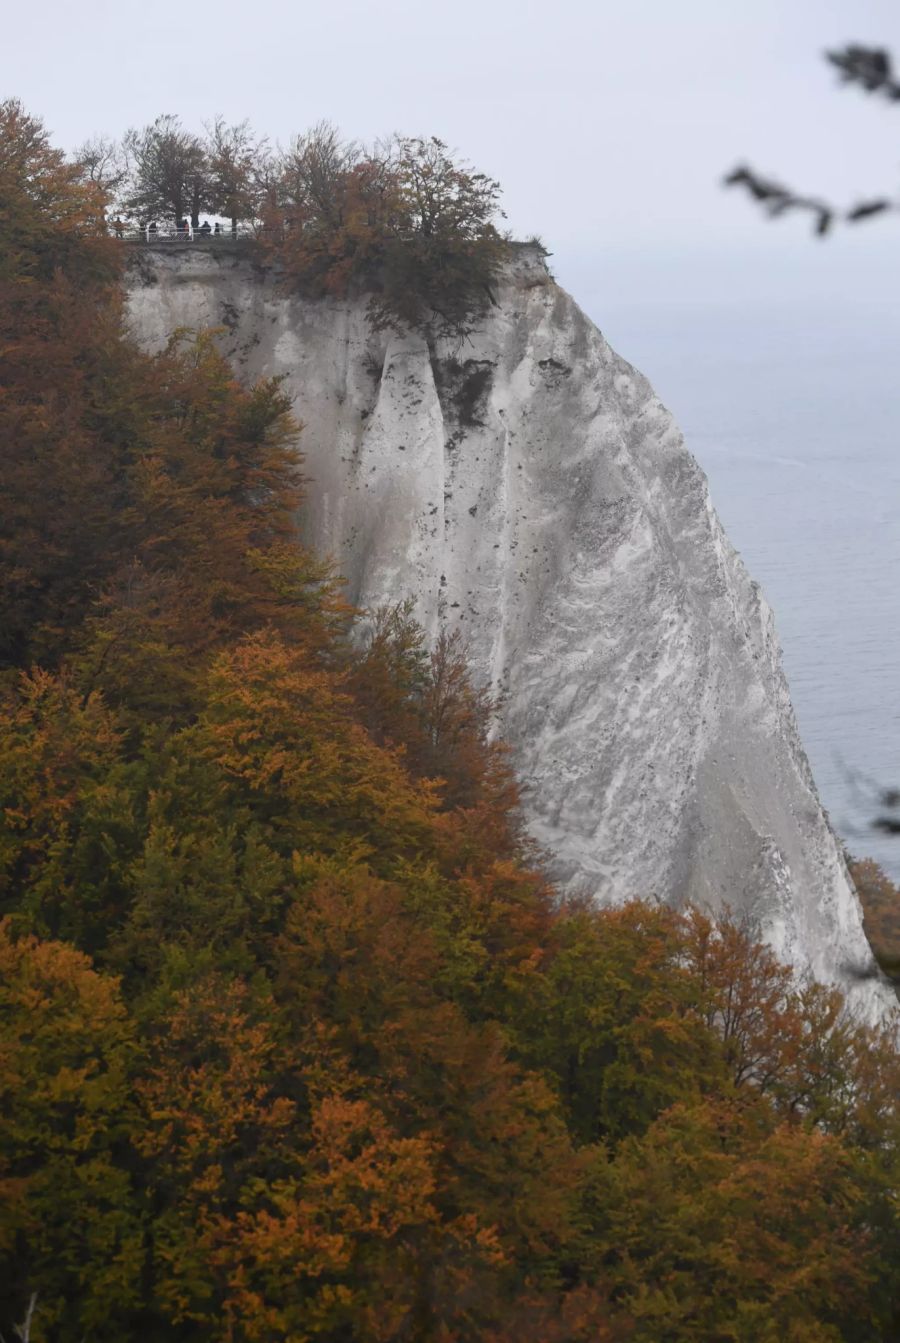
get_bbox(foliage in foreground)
[2,98,900,1342]
[725,43,900,235]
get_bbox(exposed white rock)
[126,243,896,1021]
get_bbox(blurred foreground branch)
[724,44,899,235]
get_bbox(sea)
[590,286,900,882]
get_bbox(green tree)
[262,128,509,338]
[513,901,728,1145]
[0,923,142,1341]
[124,114,209,227]
[377,135,508,338]
[589,1097,879,1341]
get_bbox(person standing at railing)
[111,217,125,238]
[214,222,222,235]
[199,220,212,237]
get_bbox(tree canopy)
[79,115,510,338]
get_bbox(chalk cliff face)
[127,243,894,1019]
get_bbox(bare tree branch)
[11,1294,37,1343]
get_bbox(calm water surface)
[600,301,900,880]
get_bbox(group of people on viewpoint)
[110,217,232,239]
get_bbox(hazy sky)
[5,0,900,300]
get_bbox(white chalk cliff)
[127,243,895,1020]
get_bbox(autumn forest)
[3,99,900,1341]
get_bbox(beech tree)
[279,121,362,228]
[593,1098,876,1340]
[0,923,141,1340]
[204,116,268,234]
[73,133,127,206]
[261,127,508,338]
[0,98,112,284]
[377,135,507,336]
[123,114,209,226]
[0,101,122,667]
[264,124,395,298]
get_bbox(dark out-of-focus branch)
[873,788,900,836]
[723,44,899,235]
[825,44,900,100]
[722,166,837,235]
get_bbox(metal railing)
[111,223,259,243]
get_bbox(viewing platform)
[117,225,545,253]
[119,223,258,246]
